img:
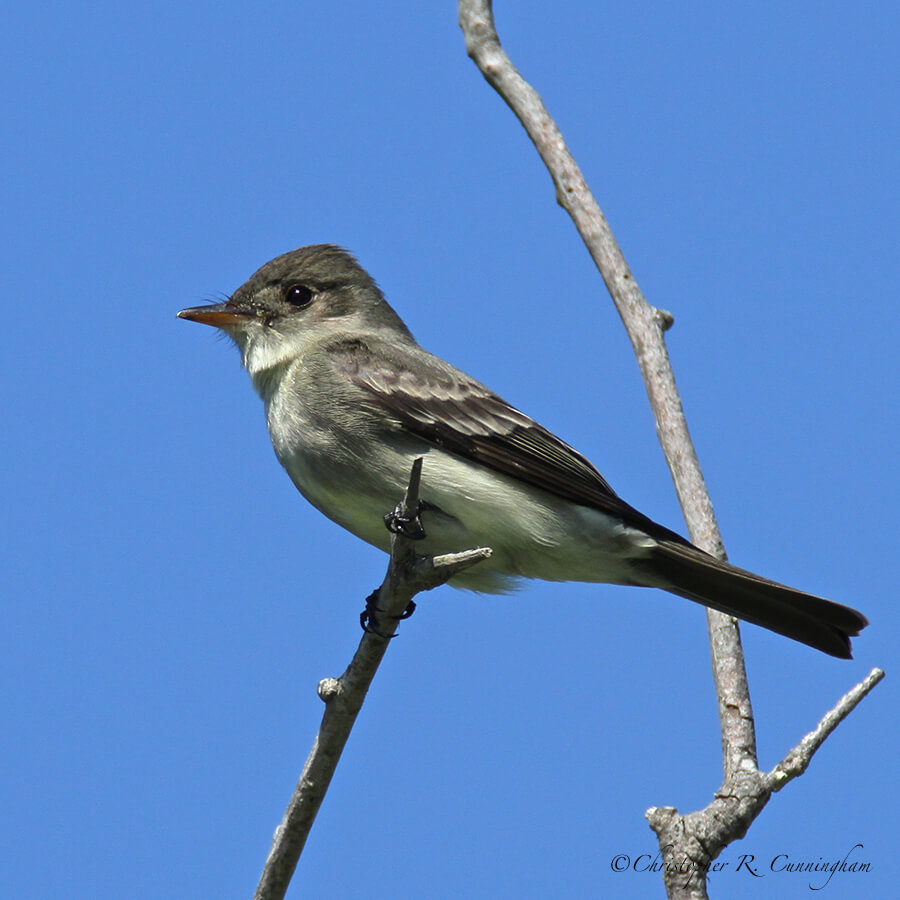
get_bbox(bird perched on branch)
[179,244,868,658]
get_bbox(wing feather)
[331,337,691,547]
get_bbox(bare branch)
[458,3,882,897]
[459,0,750,769]
[253,458,490,900]
[767,668,885,791]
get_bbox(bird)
[178,244,868,658]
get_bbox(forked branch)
[457,3,882,898]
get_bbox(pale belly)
[274,439,655,593]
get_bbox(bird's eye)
[283,283,314,308]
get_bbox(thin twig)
[767,667,885,791]
[253,458,491,900]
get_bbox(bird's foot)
[383,500,427,540]
[360,589,417,638]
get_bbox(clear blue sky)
[2,2,895,898]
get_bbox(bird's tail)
[635,541,868,658]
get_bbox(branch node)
[655,307,675,331]
[317,678,341,702]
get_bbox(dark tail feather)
[637,541,868,658]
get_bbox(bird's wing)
[330,337,691,546]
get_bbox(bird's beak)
[177,303,251,329]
